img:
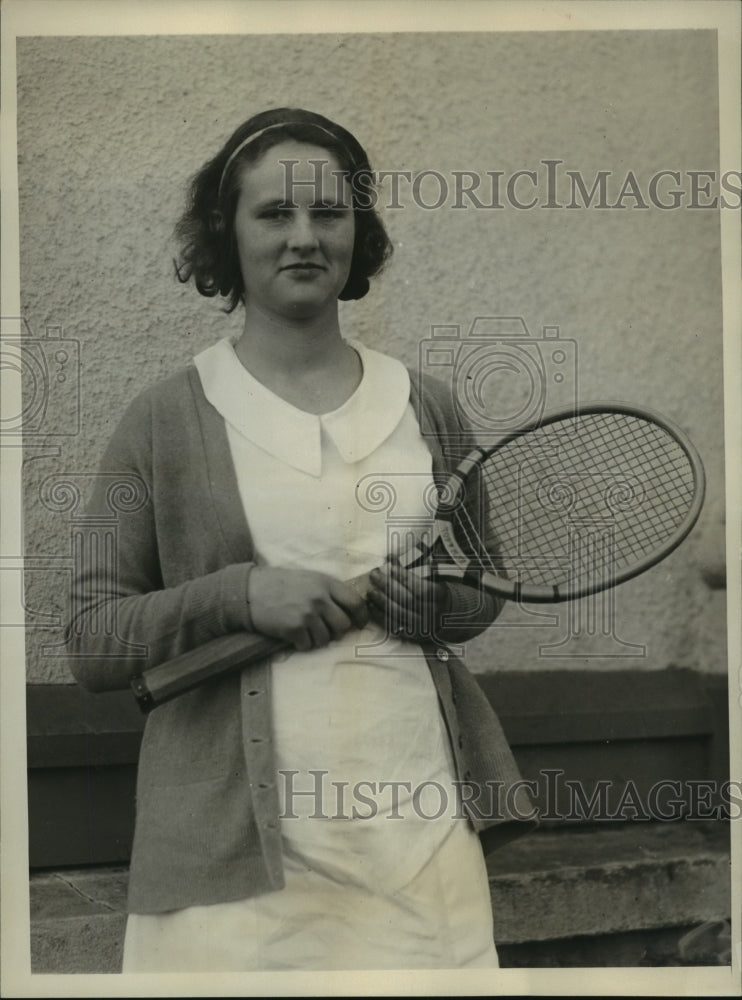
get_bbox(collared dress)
[122,338,499,971]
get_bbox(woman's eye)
[256,205,349,222]
[259,209,289,221]
[313,207,348,220]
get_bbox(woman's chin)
[280,291,339,321]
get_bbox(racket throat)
[395,540,436,576]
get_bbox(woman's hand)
[247,567,369,652]
[366,562,451,643]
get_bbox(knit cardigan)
[69,362,535,914]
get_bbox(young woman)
[70,107,534,971]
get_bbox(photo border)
[1,1,739,996]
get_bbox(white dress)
[122,339,498,971]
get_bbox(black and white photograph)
[1,1,740,996]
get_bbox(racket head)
[434,401,706,603]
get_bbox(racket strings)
[465,412,698,590]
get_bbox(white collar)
[194,337,411,477]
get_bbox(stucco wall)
[15,30,727,682]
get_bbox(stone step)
[488,820,730,945]
[30,821,731,973]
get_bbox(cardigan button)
[435,648,449,662]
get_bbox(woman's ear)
[209,210,224,234]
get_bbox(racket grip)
[130,631,289,712]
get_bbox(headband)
[217,121,342,197]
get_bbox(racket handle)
[131,631,289,712]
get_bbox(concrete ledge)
[31,867,128,974]
[30,822,730,973]
[497,923,732,968]
[488,821,730,946]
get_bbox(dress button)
[436,648,449,662]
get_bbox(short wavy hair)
[174,108,393,312]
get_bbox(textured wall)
[16,31,727,682]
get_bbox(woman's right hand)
[247,567,369,652]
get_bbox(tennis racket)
[131,401,705,711]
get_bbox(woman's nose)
[287,212,319,252]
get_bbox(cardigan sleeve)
[436,582,502,646]
[410,371,504,646]
[67,389,256,693]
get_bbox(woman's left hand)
[366,561,451,642]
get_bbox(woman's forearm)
[68,559,256,692]
[435,581,503,645]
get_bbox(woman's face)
[233,140,355,321]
